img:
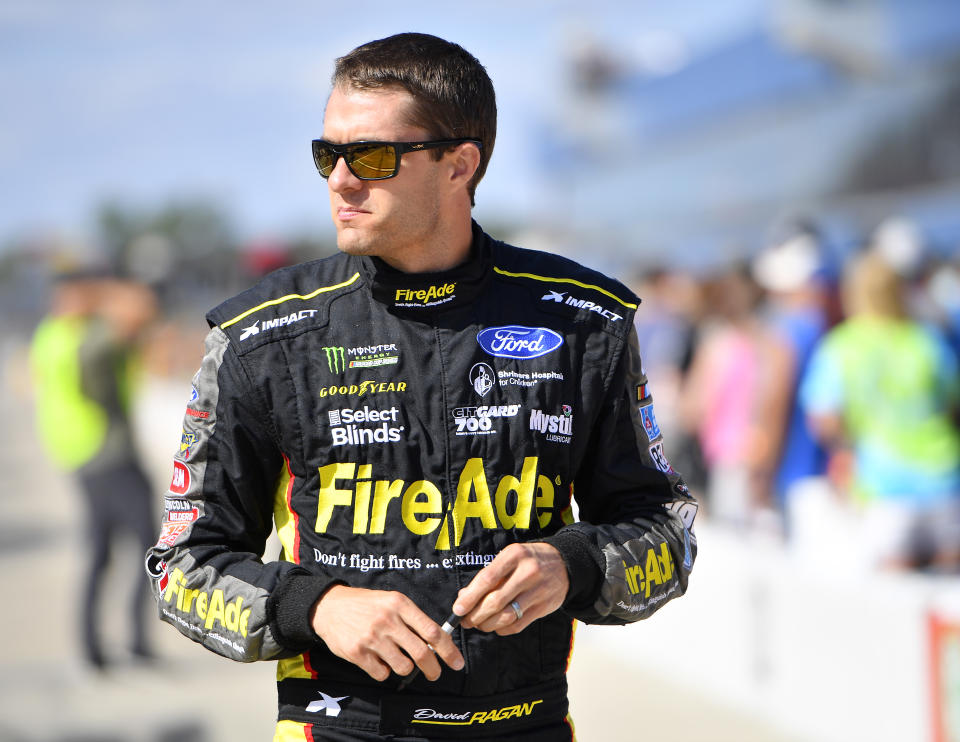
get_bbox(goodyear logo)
[315,457,556,551]
[318,380,407,398]
[623,542,675,598]
[162,566,251,637]
[395,282,456,306]
[412,700,543,726]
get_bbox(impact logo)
[324,346,346,374]
[541,290,623,322]
[307,691,349,717]
[470,363,495,397]
[476,326,563,360]
[239,309,318,341]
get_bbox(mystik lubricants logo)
[324,346,346,374]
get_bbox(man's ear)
[447,142,481,190]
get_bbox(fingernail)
[453,657,465,671]
[452,602,465,616]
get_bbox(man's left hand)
[452,542,569,636]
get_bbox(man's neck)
[378,216,474,274]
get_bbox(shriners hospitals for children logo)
[470,363,495,396]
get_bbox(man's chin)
[335,230,377,257]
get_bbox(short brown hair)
[333,33,497,206]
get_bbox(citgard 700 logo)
[476,326,563,360]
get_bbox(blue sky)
[0,0,766,249]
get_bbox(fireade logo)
[314,457,558,550]
[328,406,404,446]
[395,283,456,307]
[163,567,252,638]
[622,542,675,598]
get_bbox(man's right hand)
[309,585,465,682]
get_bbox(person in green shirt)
[800,252,960,571]
[31,269,159,668]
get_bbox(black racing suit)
[146,222,698,740]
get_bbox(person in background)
[30,269,159,668]
[799,251,960,571]
[751,221,832,533]
[679,263,791,530]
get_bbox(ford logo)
[476,325,563,360]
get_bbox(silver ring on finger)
[510,600,523,621]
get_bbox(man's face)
[322,86,446,268]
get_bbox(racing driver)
[147,32,698,742]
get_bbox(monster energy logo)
[323,346,346,374]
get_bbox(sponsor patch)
[178,430,199,459]
[496,369,564,388]
[318,380,407,399]
[185,407,210,419]
[348,343,399,369]
[306,692,349,717]
[169,460,190,495]
[327,405,404,446]
[240,309,318,341]
[470,363,496,397]
[155,521,189,548]
[145,553,169,591]
[638,404,661,441]
[648,441,673,474]
[529,406,573,444]
[636,383,649,402]
[394,282,456,308]
[452,404,521,436]
[164,497,199,523]
[476,326,563,360]
[622,542,675,598]
[323,346,346,374]
[541,290,623,322]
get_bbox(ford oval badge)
[476,325,563,360]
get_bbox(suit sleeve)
[544,325,698,624]
[145,327,334,662]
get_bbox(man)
[32,270,158,669]
[147,33,697,741]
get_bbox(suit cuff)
[267,571,343,651]
[541,530,604,611]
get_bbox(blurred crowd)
[632,216,960,574]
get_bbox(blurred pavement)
[0,343,797,742]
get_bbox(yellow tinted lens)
[347,145,397,178]
[314,145,336,177]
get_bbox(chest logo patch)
[476,326,563,360]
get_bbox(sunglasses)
[311,138,481,181]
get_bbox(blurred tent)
[536,0,960,268]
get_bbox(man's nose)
[327,156,363,193]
